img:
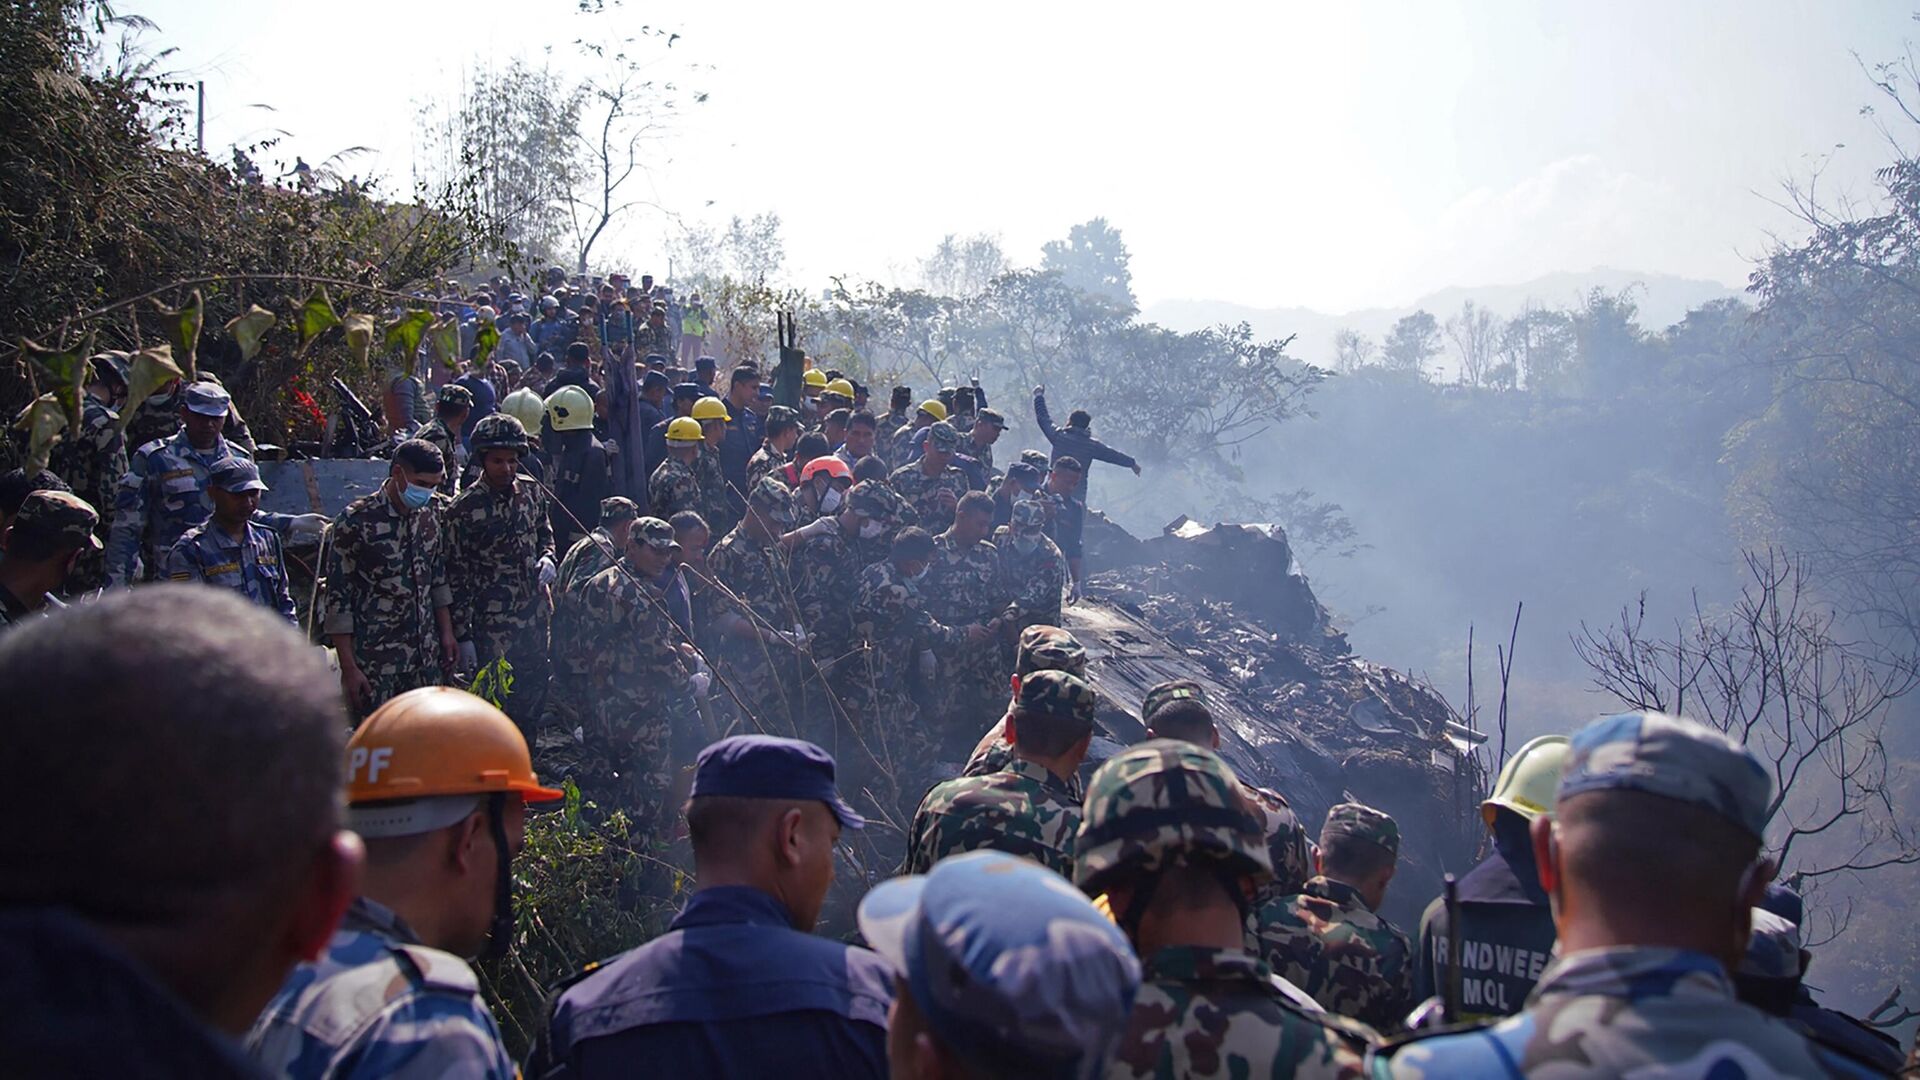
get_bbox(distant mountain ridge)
[1144,267,1744,371]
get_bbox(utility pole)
[195,81,205,154]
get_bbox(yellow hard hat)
[666,416,705,444]
[824,378,855,399]
[691,397,732,422]
[803,369,829,389]
[918,399,949,422]
[544,385,595,432]
[1481,734,1570,827]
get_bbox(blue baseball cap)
[671,382,704,402]
[1559,711,1772,839]
[644,353,671,367]
[209,459,267,493]
[641,370,670,390]
[695,356,717,371]
[858,851,1140,1080]
[182,381,231,417]
[689,735,863,830]
[757,386,774,401]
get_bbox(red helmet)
[800,456,851,483]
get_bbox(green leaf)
[294,288,341,355]
[224,304,276,363]
[12,394,69,473]
[342,312,376,368]
[117,345,184,435]
[384,309,435,359]
[21,337,89,434]
[474,320,500,365]
[427,316,462,370]
[155,290,203,376]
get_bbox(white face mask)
[859,520,886,540]
[1012,535,1041,554]
[819,487,844,514]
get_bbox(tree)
[1380,310,1440,378]
[919,232,1007,298]
[1574,550,1917,937]
[1445,300,1501,388]
[1499,305,1575,393]
[564,30,700,274]
[1332,328,1374,374]
[1040,217,1136,313]
[1570,286,1652,397]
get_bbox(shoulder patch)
[392,944,482,995]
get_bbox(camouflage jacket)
[888,460,970,536]
[993,527,1068,631]
[1244,781,1317,900]
[903,758,1082,878]
[853,561,968,659]
[1110,945,1369,1080]
[579,559,692,721]
[164,519,297,623]
[923,532,1015,629]
[123,394,181,451]
[649,456,701,521]
[445,475,552,649]
[1368,947,1883,1078]
[321,490,452,675]
[549,529,619,689]
[791,526,864,663]
[695,445,737,535]
[708,524,797,641]
[106,432,291,583]
[875,409,912,460]
[48,395,125,530]
[417,418,463,494]
[1255,876,1413,1033]
[245,896,513,1079]
[746,443,789,493]
[633,323,675,359]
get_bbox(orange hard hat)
[800,456,851,483]
[347,687,564,808]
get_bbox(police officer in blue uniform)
[165,460,297,623]
[531,735,894,1080]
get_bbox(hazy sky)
[129,1,1914,312]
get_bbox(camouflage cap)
[599,496,640,524]
[631,516,678,551]
[748,476,797,526]
[1015,669,1099,728]
[848,479,905,525]
[1011,497,1048,530]
[976,407,1007,429]
[436,383,474,408]
[766,404,800,425]
[469,412,530,454]
[1559,711,1772,840]
[858,851,1141,1080]
[208,458,268,494]
[1140,679,1208,727]
[1738,908,1803,981]
[1074,739,1271,894]
[1015,625,1087,677]
[925,420,960,451]
[1005,462,1043,488]
[1321,802,1399,857]
[181,380,230,417]
[1019,449,1052,470]
[12,490,101,551]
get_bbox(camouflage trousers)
[931,639,1011,756]
[472,613,550,730]
[357,664,444,722]
[713,642,808,737]
[539,701,678,837]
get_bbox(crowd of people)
[0,267,1913,1078]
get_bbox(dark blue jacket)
[531,886,892,1080]
[721,405,765,501]
[0,907,268,1079]
[1033,392,1138,499]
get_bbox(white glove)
[1067,579,1084,604]
[457,640,478,672]
[775,628,809,649]
[288,513,330,542]
[792,517,836,541]
[918,649,937,679]
[537,554,557,587]
[688,672,712,699]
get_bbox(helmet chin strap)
[482,792,513,961]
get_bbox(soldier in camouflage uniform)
[789,480,901,743]
[48,353,127,592]
[887,419,969,535]
[692,398,739,539]
[445,414,554,727]
[417,383,472,495]
[1077,741,1371,1080]
[746,406,801,492]
[0,490,98,636]
[995,495,1068,633]
[1254,803,1414,1032]
[323,440,457,716]
[707,477,805,732]
[1136,680,1317,901]
[571,517,700,831]
[903,669,1097,878]
[848,527,977,786]
[923,490,1017,750]
[650,416,705,521]
[164,459,297,623]
[545,496,639,731]
[247,688,549,1079]
[1371,711,1881,1078]
[962,624,1091,782]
